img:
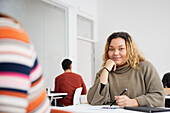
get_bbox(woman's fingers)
[115,95,128,107]
[105,59,116,71]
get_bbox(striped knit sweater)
[0,17,50,112]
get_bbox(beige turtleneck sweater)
[87,61,165,107]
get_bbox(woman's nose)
[113,50,119,55]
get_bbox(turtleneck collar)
[114,63,131,74]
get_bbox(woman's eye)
[109,48,114,51]
[119,48,124,50]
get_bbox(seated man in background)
[162,72,170,88]
[162,72,170,107]
[54,59,87,106]
[0,13,50,112]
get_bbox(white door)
[77,15,95,90]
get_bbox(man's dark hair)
[62,59,72,71]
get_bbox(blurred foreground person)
[0,13,50,113]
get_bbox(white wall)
[56,0,97,16]
[96,0,170,79]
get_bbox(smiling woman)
[87,32,165,108]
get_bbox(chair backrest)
[73,87,83,105]
[46,87,51,94]
[80,94,88,104]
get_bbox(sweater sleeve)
[135,61,165,107]
[81,77,87,95]
[87,70,111,105]
[54,77,60,93]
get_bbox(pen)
[110,88,128,107]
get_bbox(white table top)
[51,104,144,113]
[51,104,170,113]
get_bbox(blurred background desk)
[165,95,170,107]
[165,95,170,99]
[48,93,67,106]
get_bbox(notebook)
[124,106,170,113]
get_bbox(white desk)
[51,104,170,113]
[48,93,67,106]
[165,95,170,99]
[51,104,143,113]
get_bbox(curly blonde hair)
[102,32,145,69]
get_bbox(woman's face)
[108,37,127,66]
